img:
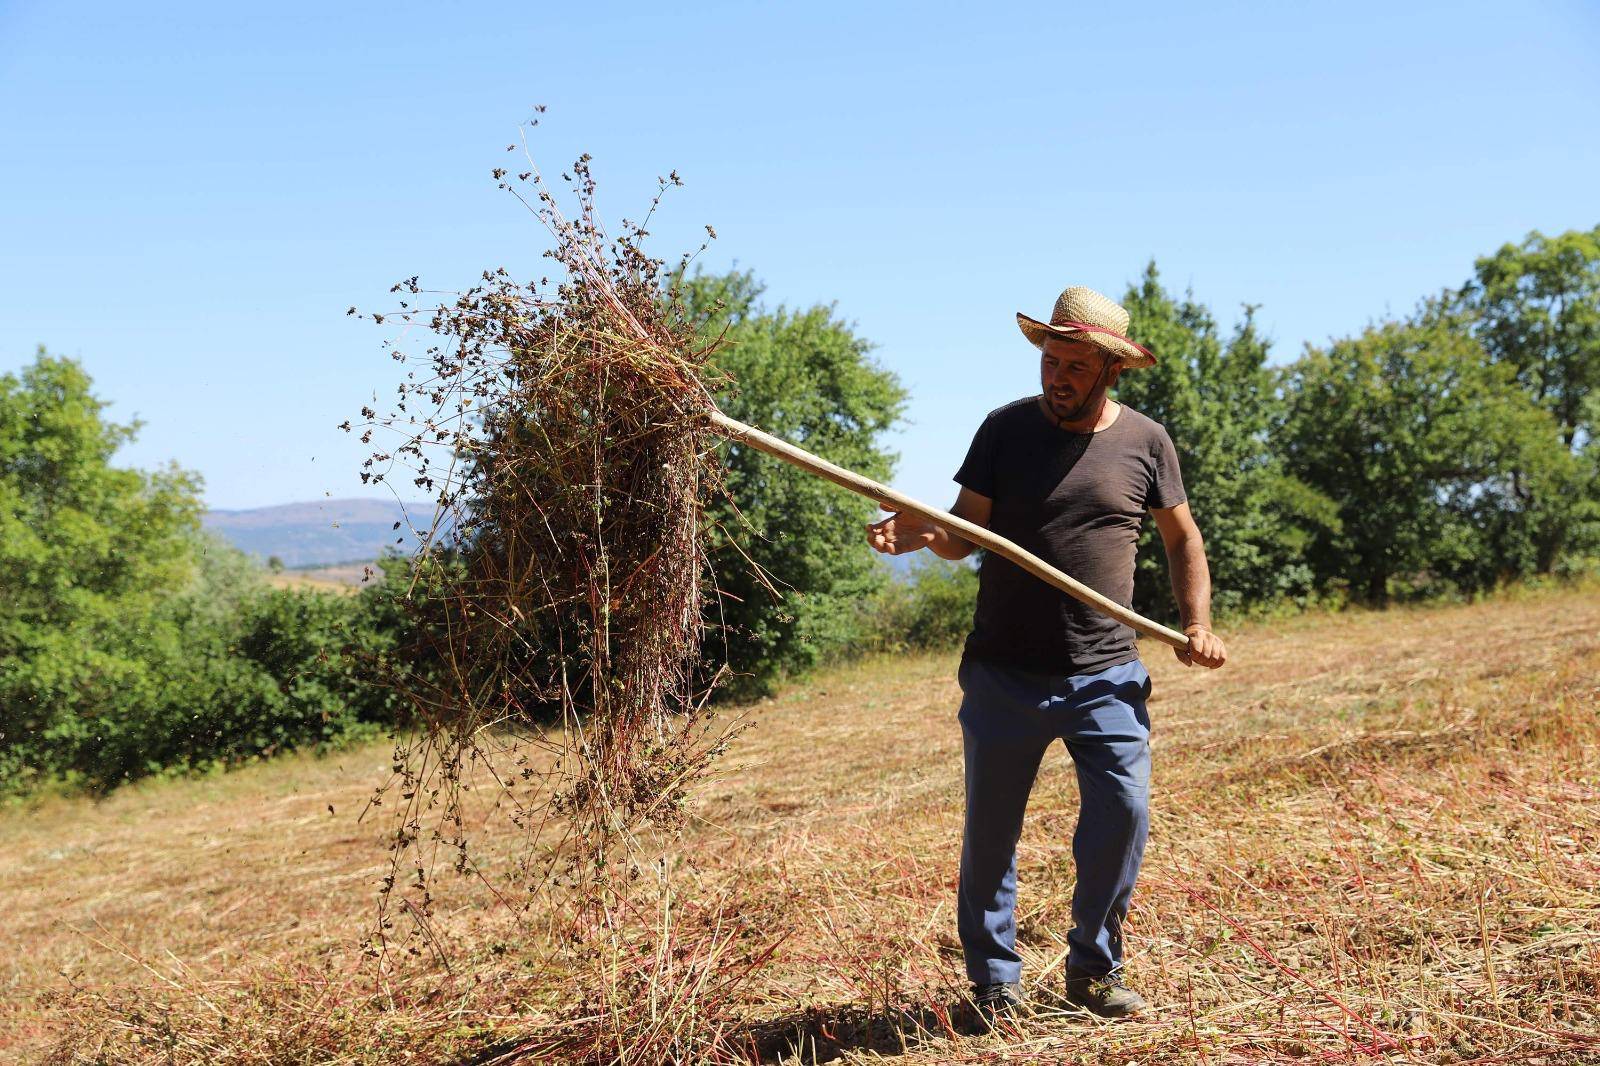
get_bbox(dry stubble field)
[3,583,1599,1063]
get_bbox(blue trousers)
[956,655,1152,984]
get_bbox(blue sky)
[3,1,1597,511]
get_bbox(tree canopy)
[681,269,908,695]
[1115,264,1337,616]
[1278,305,1567,604]
[1,352,398,793]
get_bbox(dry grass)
[5,582,1598,1063]
[264,565,374,592]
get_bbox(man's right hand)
[866,505,940,555]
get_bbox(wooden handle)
[707,409,1190,651]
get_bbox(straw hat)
[1017,286,1156,369]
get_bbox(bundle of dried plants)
[343,118,755,955]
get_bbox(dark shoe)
[971,980,1027,1027]
[1064,968,1146,1018]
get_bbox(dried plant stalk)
[346,122,749,960]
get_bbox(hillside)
[204,497,933,579]
[201,499,928,582]
[201,498,436,568]
[4,585,1597,1063]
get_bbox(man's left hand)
[1177,625,1227,669]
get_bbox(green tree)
[0,351,204,789]
[1464,226,1600,572]
[1114,264,1338,618]
[0,352,403,794]
[680,270,908,695]
[1470,226,1600,448]
[1277,304,1565,604]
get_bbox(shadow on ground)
[450,1000,973,1065]
[450,997,988,1066]
[738,997,984,1063]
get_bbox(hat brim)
[1016,312,1156,369]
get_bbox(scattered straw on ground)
[6,581,1598,1063]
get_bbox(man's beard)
[1044,355,1114,425]
[1046,387,1098,424]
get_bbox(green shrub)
[3,535,402,794]
[855,556,979,656]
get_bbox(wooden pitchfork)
[708,410,1191,652]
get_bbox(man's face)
[1040,335,1118,421]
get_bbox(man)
[865,285,1227,1022]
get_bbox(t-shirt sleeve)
[1148,423,1188,510]
[953,415,996,497]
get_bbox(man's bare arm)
[930,487,992,560]
[1151,502,1227,669]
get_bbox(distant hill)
[202,499,439,568]
[205,498,954,575]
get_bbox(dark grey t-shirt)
[954,396,1187,676]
